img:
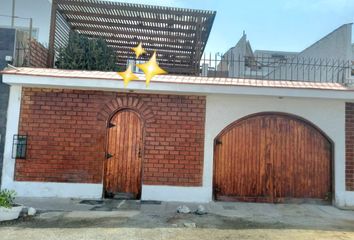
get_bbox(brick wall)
[27,40,48,68]
[16,88,205,186]
[346,102,354,191]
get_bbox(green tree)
[56,32,117,71]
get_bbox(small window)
[12,135,27,159]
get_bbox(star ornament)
[131,42,146,58]
[117,65,139,87]
[136,51,168,87]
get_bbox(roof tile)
[1,67,350,91]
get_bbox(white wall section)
[1,85,22,190]
[3,74,354,100]
[6,182,103,199]
[203,94,348,208]
[141,185,210,202]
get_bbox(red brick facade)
[346,103,354,191]
[16,88,205,186]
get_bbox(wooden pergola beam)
[57,0,213,17]
[58,10,204,28]
[49,0,216,75]
[71,25,197,41]
[67,18,198,35]
[79,32,197,50]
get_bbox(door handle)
[138,146,142,158]
[106,153,114,159]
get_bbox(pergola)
[48,0,216,75]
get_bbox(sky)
[114,0,354,54]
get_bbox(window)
[12,135,27,159]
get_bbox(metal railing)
[199,54,352,84]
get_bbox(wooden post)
[47,0,58,68]
[194,16,202,76]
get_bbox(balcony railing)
[199,54,352,84]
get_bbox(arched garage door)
[213,113,332,203]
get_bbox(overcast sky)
[114,0,354,54]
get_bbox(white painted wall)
[142,94,353,207]
[0,0,52,45]
[4,74,354,100]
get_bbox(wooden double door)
[105,109,143,199]
[213,113,332,203]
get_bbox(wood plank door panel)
[214,117,271,202]
[105,110,143,199]
[214,113,332,203]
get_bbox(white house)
[1,67,354,209]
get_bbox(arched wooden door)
[213,113,332,203]
[105,109,144,199]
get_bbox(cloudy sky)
[115,0,353,54]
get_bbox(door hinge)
[106,153,113,159]
[215,139,222,145]
[108,122,116,128]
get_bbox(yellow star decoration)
[117,65,139,87]
[131,42,146,58]
[136,51,168,87]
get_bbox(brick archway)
[97,96,155,124]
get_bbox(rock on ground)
[27,208,36,216]
[183,222,196,228]
[177,205,191,214]
[195,205,207,215]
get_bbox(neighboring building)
[216,33,254,77]
[0,26,49,185]
[1,67,354,208]
[0,0,52,45]
[0,28,16,186]
[216,24,353,82]
[352,44,354,76]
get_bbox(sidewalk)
[1,198,353,240]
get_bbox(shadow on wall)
[0,76,10,187]
[0,28,16,187]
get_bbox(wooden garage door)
[105,109,143,199]
[213,113,332,203]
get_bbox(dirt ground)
[1,199,354,240]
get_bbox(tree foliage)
[56,32,117,71]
